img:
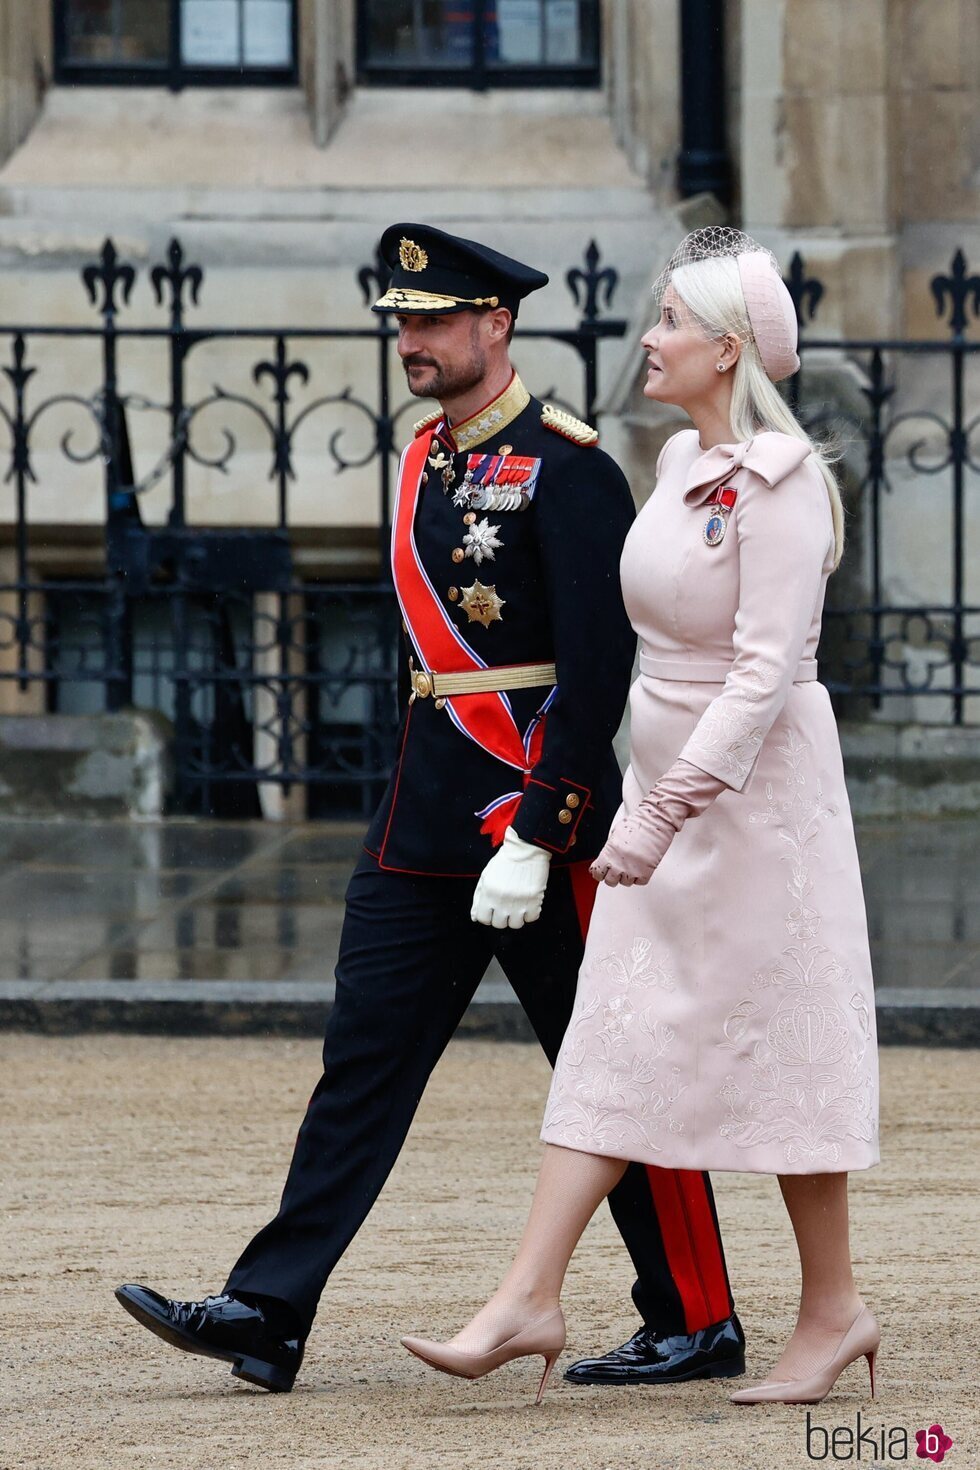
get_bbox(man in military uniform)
[115,225,744,1394]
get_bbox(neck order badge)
[703,485,738,546]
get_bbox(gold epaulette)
[541,404,599,447]
[413,409,443,438]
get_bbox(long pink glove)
[590,759,727,887]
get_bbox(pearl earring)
[716,363,727,373]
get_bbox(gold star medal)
[459,581,505,628]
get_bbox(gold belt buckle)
[410,669,433,701]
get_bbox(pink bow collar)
[683,432,811,505]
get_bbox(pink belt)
[639,652,818,683]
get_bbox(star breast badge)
[462,519,503,566]
[459,581,505,627]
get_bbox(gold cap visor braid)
[373,286,500,314]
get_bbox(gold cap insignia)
[399,238,429,273]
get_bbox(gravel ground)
[1,1036,977,1470]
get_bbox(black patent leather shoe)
[563,1313,745,1386]
[114,1284,304,1393]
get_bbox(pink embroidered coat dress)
[541,429,880,1175]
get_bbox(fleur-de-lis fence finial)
[358,243,391,308]
[150,238,204,327]
[254,344,311,483]
[2,336,36,484]
[784,252,824,327]
[567,241,618,323]
[81,239,136,323]
[2,334,35,400]
[931,250,980,336]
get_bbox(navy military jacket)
[364,374,637,876]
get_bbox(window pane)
[364,0,475,68]
[361,0,597,72]
[121,0,170,61]
[181,0,242,66]
[544,0,581,63]
[243,0,292,66]
[496,1,542,64]
[496,0,595,65]
[64,0,168,64]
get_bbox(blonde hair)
[671,257,845,570]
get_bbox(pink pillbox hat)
[736,251,800,382]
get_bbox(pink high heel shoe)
[730,1305,881,1406]
[401,1306,566,1406]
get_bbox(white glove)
[470,826,552,930]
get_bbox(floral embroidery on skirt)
[717,732,878,1167]
[543,938,685,1156]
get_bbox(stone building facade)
[606,0,980,339]
[4,4,975,320]
[2,4,974,409]
[0,0,976,759]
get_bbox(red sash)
[390,428,553,845]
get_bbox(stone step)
[0,979,973,1046]
[0,87,675,323]
[0,812,972,1045]
[0,189,668,331]
[0,84,649,197]
[0,184,660,226]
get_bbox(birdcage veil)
[653,226,800,383]
[652,226,777,318]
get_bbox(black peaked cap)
[372,222,549,317]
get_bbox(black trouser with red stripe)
[225,852,733,1338]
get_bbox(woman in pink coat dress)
[401,229,881,1407]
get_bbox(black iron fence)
[0,238,978,816]
[787,251,980,728]
[0,237,627,815]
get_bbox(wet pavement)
[0,815,977,1040]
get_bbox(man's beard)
[403,347,487,401]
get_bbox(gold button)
[463,512,477,526]
[434,697,447,710]
[570,834,577,846]
[448,586,460,602]
[558,809,573,825]
[498,444,513,455]
[566,793,580,809]
[422,472,429,485]
[452,548,465,564]
[401,618,409,635]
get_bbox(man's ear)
[485,307,513,345]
